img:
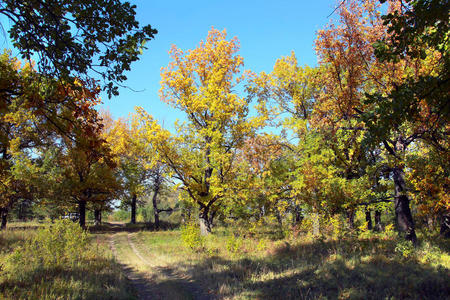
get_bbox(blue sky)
[1,0,337,130]
[98,0,336,129]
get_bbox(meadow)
[1,219,449,299]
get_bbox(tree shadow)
[0,256,137,299]
[89,221,179,234]
[169,238,449,299]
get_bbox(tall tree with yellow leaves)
[139,28,263,234]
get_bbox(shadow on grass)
[89,221,180,234]
[175,238,449,299]
[0,256,137,300]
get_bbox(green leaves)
[1,0,157,97]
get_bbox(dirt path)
[110,234,154,299]
[109,232,213,300]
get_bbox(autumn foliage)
[1,1,448,243]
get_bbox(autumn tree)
[22,80,120,228]
[139,28,263,234]
[406,143,449,236]
[103,112,151,224]
[312,0,448,242]
[0,50,119,228]
[228,134,290,228]
[370,0,449,235]
[249,51,366,233]
[52,118,119,228]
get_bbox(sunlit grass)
[0,221,136,300]
[1,222,448,299]
[131,227,449,299]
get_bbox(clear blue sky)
[98,0,336,129]
[1,1,337,130]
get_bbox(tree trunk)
[94,209,102,226]
[0,207,8,230]
[259,206,265,220]
[312,212,320,236]
[292,205,303,227]
[79,200,86,228]
[131,193,137,224]
[199,207,212,235]
[374,210,383,231]
[18,202,24,221]
[440,213,450,238]
[427,216,434,230]
[347,209,355,229]
[365,209,373,230]
[275,208,283,229]
[392,166,417,243]
[208,209,216,228]
[152,190,160,229]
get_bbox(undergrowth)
[0,219,135,299]
[172,221,449,299]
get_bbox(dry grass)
[127,228,449,299]
[0,222,136,300]
[1,222,448,299]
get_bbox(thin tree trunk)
[259,206,265,219]
[374,210,383,231]
[440,213,450,238]
[427,216,434,230]
[18,202,23,221]
[131,194,137,224]
[275,208,283,229]
[1,207,8,230]
[347,209,355,229]
[392,166,417,243]
[365,209,373,230]
[312,212,320,236]
[94,209,102,226]
[292,205,303,227]
[78,200,86,228]
[208,209,216,228]
[152,191,160,229]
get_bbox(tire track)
[109,234,155,299]
[127,233,214,300]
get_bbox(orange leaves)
[241,134,283,174]
[314,0,388,123]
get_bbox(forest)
[0,0,449,299]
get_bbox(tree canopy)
[0,0,157,97]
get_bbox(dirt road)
[109,231,213,300]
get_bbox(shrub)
[395,239,416,259]
[226,234,243,254]
[382,223,396,239]
[6,219,90,275]
[1,219,135,299]
[181,221,205,252]
[329,214,346,239]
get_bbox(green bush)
[226,234,243,254]
[1,219,135,299]
[394,239,416,259]
[5,219,90,277]
[181,221,205,252]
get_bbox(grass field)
[1,221,449,299]
[0,221,136,300]
[111,228,450,299]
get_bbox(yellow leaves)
[9,137,21,154]
[249,51,317,132]
[160,27,247,123]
